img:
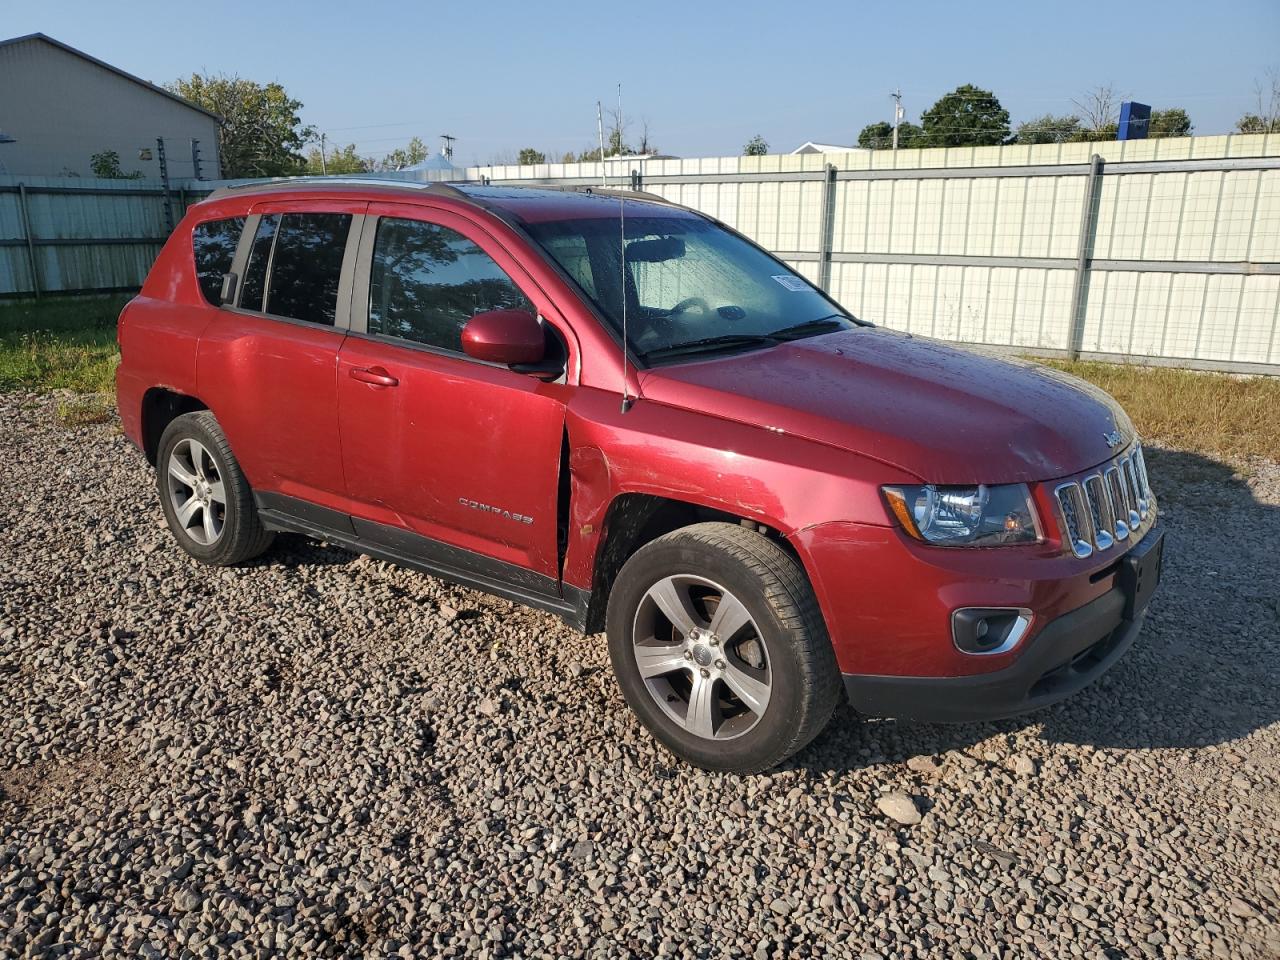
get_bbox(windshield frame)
[513,204,864,368]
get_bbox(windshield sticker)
[771,275,808,292]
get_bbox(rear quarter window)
[192,217,246,305]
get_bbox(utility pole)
[319,132,327,175]
[440,134,455,162]
[596,101,607,187]
[891,89,903,150]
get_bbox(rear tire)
[606,522,841,773]
[156,411,274,566]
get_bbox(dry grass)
[54,394,115,428]
[1040,359,1280,462]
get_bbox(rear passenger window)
[266,213,353,326]
[368,218,533,352]
[192,217,245,305]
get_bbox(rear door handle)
[349,366,399,387]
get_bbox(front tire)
[606,522,841,773]
[156,411,274,566]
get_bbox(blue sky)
[7,0,1278,165]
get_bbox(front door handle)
[349,366,399,387]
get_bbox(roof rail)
[203,177,468,203]
[199,177,688,217]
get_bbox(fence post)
[157,137,174,232]
[1067,154,1105,360]
[16,182,40,299]
[817,163,838,293]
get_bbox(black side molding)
[256,492,590,632]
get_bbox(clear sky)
[5,0,1278,166]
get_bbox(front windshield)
[524,214,858,363]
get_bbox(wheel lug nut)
[715,660,726,670]
[699,668,710,678]
[684,651,693,660]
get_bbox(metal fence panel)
[2,134,1278,373]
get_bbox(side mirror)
[461,309,546,366]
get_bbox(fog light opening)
[952,608,1033,656]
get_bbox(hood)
[638,328,1135,485]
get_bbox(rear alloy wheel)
[166,438,226,546]
[155,411,274,566]
[607,522,841,773]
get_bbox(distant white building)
[0,33,221,178]
[791,141,870,155]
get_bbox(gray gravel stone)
[875,792,922,825]
[1,396,1278,959]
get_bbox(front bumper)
[843,525,1164,722]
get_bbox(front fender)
[560,387,913,591]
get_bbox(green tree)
[379,137,430,171]
[742,134,769,156]
[1237,112,1280,134]
[89,149,142,179]
[167,73,312,178]
[1149,108,1192,138]
[857,120,924,149]
[920,84,1010,147]
[1236,71,1280,133]
[517,148,547,165]
[305,142,369,175]
[1013,114,1083,144]
[1070,122,1118,142]
[560,151,577,163]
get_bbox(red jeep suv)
[116,180,1163,772]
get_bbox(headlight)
[882,483,1041,546]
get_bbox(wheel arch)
[141,387,209,465]
[579,492,806,634]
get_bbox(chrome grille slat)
[1083,475,1115,551]
[1054,481,1094,559]
[1105,466,1131,540]
[1058,443,1156,557]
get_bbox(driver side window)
[368,218,533,352]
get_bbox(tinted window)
[265,213,353,326]
[192,217,245,305]
[239,215,278,312]
[368,218,533,351]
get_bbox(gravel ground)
[2,391,1277,960]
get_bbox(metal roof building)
[0,33,221,178]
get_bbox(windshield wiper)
[641,333,780,361]
[768,316,851,340]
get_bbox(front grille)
[1054,444,1156,559]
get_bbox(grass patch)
[0,294,131,393]
[55,394,115,428]
[1041,359,1280,462]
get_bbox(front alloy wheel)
[607,522,841,773]
[632,575,772,740]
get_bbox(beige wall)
[0,37,220,178]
